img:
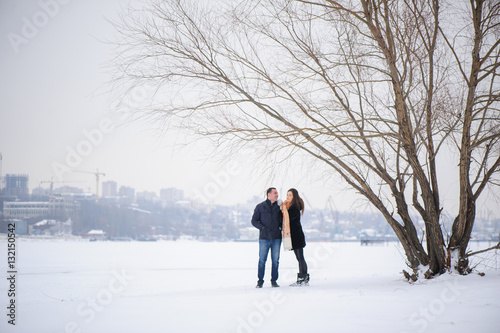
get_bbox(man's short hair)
[266,187,276,195]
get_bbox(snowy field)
[0,238,499,333]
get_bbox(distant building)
[102,181,118,197]
[119,186,135,198]
[137,191,158,202]
[0,219,28,235]
[160,187,184,203]
[4,174,29,199]
[50,195,80,217]
[119,186,135,206]
[32,218,72,236]
[32,186,50,197]
[0,153,3,194]
[83,229,107,240]
[3,202,49,219]
[3,195,80,219]
[237,227,259,241]
[53,186,83,194]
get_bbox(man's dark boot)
[271,281,280,287]
[256,280,264,288]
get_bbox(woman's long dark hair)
[288,188,304,215]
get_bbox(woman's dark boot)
[290,273,307,287]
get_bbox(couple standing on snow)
[251,187,309,288]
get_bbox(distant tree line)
[70,200,239,240]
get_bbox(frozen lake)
[0,238,499,333]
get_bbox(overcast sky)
[0,0,498,219]
[0,0,335,209]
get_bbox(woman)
[281,188,309,286]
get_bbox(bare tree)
[111,0,500,278]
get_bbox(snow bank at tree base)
[0,239,498,333]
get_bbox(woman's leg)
[293,248,308,276]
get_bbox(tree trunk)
[449,197,476,274]
[361,0,447,276]
[447,0,483,275]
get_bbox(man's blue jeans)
[258,238,282,283]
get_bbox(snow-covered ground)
[0,238,499,333]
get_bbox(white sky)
[0,0,498,219]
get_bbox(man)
[251,187,283,288]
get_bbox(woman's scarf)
[281,201,293,250]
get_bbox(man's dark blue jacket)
[251,199,282,239]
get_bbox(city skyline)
[1,0,499,219]
[0,171,188,202]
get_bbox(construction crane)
[72,169,106,201]
[326,195,338,226]
[40,178,84,196]
[40,179,58,196]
